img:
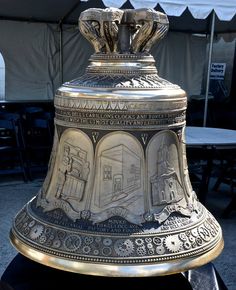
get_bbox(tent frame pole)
[59,23,63,85]
[203,11,215,127]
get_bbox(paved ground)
[0,175,235,289]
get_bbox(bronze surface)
[10,7,223,277]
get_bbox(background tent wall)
[0,21,59,101]
[0,0,235,105]
[0,19,206,101]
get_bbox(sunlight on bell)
[10,7,223,277]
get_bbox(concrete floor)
[0,175,235,289]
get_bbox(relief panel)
[146,130,189,223]
[37,129,94,221]
[90,132,145,224]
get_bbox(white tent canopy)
[103,0,236,21]
[0,0,235,103]
[0,0,235,33]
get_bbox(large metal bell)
[10,7,223,277]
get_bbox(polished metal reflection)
[10,7,223,277]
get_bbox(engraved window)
[130,164,136,174]
[130,164,140,179]
[103,165,112,180]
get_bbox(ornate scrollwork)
[79,8,168,54]
[13,203,222,264]
[79,8,124,53]
[130,9,169,53]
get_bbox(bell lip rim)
[9,231,224,278]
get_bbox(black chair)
[39,110,55,138]
[0,117,27,181]
[213,151,236,192]
[21,106,44,116]
[17,105,54,180]
[186,99,215,128]
[23,116,53,180]
[212,150,236,217]
[186,147,211,204]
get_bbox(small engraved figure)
[56,145,72,198]
[83,161,90,180]
[55,143,90,202]
[112,174,127,201]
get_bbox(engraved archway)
[146,130,190,223]
[37,128,94,221]
[90,131,145,225]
